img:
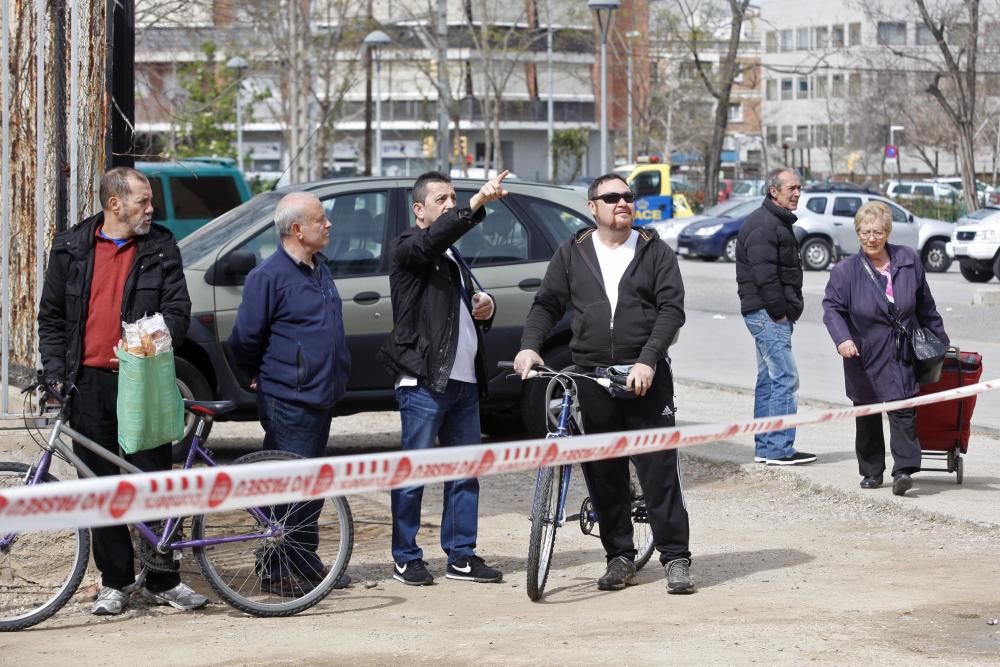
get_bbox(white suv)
[792,191,954,272]
[946,218,1000,282]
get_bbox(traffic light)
[459,135,468,157]
[422,135,435,158]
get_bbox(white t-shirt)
[592,230,638,316]
[396,249,480,388]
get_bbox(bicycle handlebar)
[20,370,69,405]
[497,361,629,387]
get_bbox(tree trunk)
[957,123,979,211]
[5,1,105,381]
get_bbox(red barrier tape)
[1,378,997,533]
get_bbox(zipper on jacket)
[609,316,615,362]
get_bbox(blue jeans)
[743,309,800,459]
[257,392,334,579]
[392,380,481,565]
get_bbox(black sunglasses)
[590,191,635,204]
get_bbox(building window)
[766,31,778,53]
[815,75,828,98]
[796,125,810,145]
[766,126,778,145]
[849,22,861,46]
[797,27,810,50]
[877,22,906,45]
[848,73,861,96]
[815,27,828,49]
[797,77,810,99]
[781,78,793,100]
[831,124,846,146]
[728,102,742,122]
[780,125,793,145]
[766,79,777,100]
[916,24,936,45]
[815,124,829,147]
[950,23,972,45]
[780,29,793,51]
[831,73,845,98]
[832,25,845,47]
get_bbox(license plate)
[677,246,690,255]
[952,244,967,255]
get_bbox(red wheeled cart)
[916,349,983,484]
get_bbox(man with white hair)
[228,191,352,596]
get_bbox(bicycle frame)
[531,377,580,532]
[10,407,282,556]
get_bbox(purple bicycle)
[0,376,353,631]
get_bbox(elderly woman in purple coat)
[822,201,949,497]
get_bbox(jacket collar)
[573,225,657,246]
[763,197,798,224]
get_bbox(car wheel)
[959,260,994,283]
[800,237,833,271]
[172,357,214,462]
[520,345,572,439]
[921,240,951,273]
[723,235,738,263]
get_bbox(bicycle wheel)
[0,462,91,631]
[629,460,655,571]
[192,450,354,617]
[526,465,563,601]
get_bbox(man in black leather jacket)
[514,173,695,595]
[38,167,204,616]
[377,171,506,586]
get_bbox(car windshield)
[180,192,283,266]
[723,198,763,218]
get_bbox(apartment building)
[760,0,997,180]
[133,0,654,183]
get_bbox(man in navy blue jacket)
[228,191,351,596]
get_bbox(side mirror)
[908,214,914,223]
[224,250,257,277]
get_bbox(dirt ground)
[2,447,1000,665]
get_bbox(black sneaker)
[892,473,913,496]
[261,575,315,598]
[393,559,434,586]
[446,556,503,583]
[597,555,636,591]
[665,558,695,594]
[766,451,817,466]
[302,567,352,589]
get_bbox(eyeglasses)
[858,230,887,239]
[590,191,636,205]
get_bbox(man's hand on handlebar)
[513,349,544,380]
[626,362,654,397]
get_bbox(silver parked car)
[793,191,953,272]
[174,177,597,450]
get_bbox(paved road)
[673,258,1000,432]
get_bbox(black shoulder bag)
[859,256,945,385]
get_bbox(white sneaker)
[142,582,209,610]
[91,586,128,616]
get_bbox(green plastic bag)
[116,348,185,454]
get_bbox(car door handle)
[353,291,380,305]
[518,278,542,291]
[833,222,843,226]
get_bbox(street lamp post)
[364,31,392,177]
[889,124,904,178]
[589,0,619,174]
[625,30,639,165]
[546,0,555,183]
[225,56,248,172]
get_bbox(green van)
[137,158,252,241]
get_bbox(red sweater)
[81,228,136,369]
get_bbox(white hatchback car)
[793,191,954,272]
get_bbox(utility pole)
[436,0,450,173]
